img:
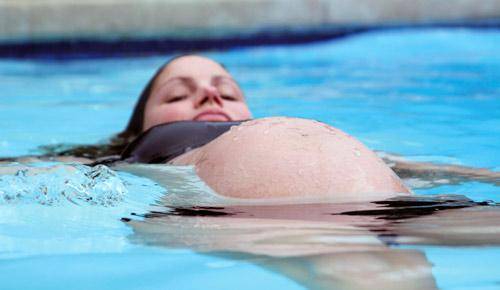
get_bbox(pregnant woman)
[3,55,498,290]
[111,54,409,201]
[1,55,497,200]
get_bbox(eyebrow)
[156,75,237,90]
[156,76,196,92]
[212,75,238,85]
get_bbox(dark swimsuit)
[120,120,243,164]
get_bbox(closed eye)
[221,95,237,101]
[166,95,188,103]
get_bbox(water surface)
[1,28,499,289]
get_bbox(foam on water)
[0,164,127,206]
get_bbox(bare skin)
[143,55,252,130]
[141,55,408,199]
[138,55,499,189]
[141,56,414,200]
[170,117,410,201]
[1,55,498,190]
[382,154,500,187]
[1,54,497,289]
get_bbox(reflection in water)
[125,195,499,290]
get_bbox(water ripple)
[0,164,127,206]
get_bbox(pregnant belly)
[170,117,410,201]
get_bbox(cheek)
[227,103,252,120]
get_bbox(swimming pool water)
[1,28,499,289]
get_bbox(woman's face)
[143,55,252,131]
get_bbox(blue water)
[1,28,499,289]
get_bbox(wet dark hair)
[35,55,197,161]
[119,54,230,142]
[115,62,168,143]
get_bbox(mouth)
[194,110,231,122]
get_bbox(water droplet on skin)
[232,137,239,141]
[354,149,361,157]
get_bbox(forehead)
[156,56,231,84]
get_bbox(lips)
[194,110,231,121]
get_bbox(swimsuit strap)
[120,120,243,163]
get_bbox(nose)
[195,85,223,108]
